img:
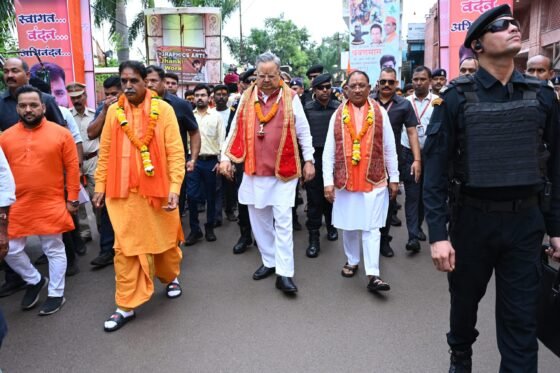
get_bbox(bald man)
[526,55,555,81]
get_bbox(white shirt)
[401,93,438,150]
[71,107,98,154]
[0,146,15,207]
[216,108,230,134]
[59,106,83,145]
[194,107,224,156]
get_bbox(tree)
[225,14,316,77]
[0,0,16,54]
[314,32,349,78]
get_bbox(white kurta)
[221,91,314,208]
[322,105,399,231]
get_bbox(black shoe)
[213,220,223,228]
[66,261,80,277]
[252,265,275,280]
[390,215,402,227]
[449,348,472,373]
[184,230,203,246]
[405,238,421,253]
[75,242,87,256]
[39,296,66,316]
[380,239,395,257]
[226,211,238,222]
[81,236,93,243]
[34,254,48,265]
[417,230,427,241]
[275,276,298,293]
[306,230,321,258]
[0,278,27,298]
[91,251,115,268]
[21,276,48,310]
[205,223,217,242]
[233,227,253,254]
[326,225,338,241]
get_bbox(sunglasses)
[379,79,396,86]
[485,18,520,33]
[315,84,332,91]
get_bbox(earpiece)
[474,40,483,52]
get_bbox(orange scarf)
[106,90,169,207]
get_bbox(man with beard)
[303,73,340,258]
[323,70,399,292]
[220,52,315,293]
[431,69,447,95]
[213,84,237,224]
[145,65,201,221]
[424,5,560,371]
[184,84,224,244]
[93,61,185,332]
[374,67,421,257]
[164,72,180,96]
[0,85,80,315]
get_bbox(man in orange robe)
[93,61,185,332]
[0,85,80,315]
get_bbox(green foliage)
[0,0,16,58]
[225,16,348,80]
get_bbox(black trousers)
[304,153,332,231]
[448,203,544,373]
[234,163,251,230]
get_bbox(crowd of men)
[1,4,560,372]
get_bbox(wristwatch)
[68,200,80,207]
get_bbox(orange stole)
[225,82,301,181]
[333,99,386,192]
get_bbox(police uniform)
[303,74,340,257]
[423,34,560,373]
[301,64,324,107]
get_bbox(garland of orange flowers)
[254,80,283,124]
[342,101,374,165]
[115,93,159,176]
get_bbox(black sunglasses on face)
[379,79,395,86]
[485,18,520,33]
[316,84,332,91]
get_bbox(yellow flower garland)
[342,102,375,165]
[116,93,159,176]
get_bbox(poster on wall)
[447,0,513,79]
[348,0,401,83]
[145,8,222,85]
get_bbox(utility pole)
[239,0,244,65]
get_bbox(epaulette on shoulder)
[522,74,543,89]
[449,74,474,86]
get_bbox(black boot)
[306,229,321,258]
[204,223,216,242]
[233,226,253,254]
[449,348,472,373]
[380,236,395,257]
[326,225,338,241]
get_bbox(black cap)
[432,68,447,78]
[289,78,303,88]
[240,68,256,83]
[306,64,324,78]
[464,4,513,49]
[552,76,560,86]
[312,73,332,88]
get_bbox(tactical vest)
[453,75,548,188]
[304,100,340,148]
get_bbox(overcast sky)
[96,0,437,63]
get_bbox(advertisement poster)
[448,0,513,78]
[145,8,222,85]
[348,0,401,83]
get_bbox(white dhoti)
[240,175,297,277]
[6,234,66,297]
[333,187,389,276]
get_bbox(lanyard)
[376,97,394,113]
[412,94,431,124]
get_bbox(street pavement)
[0,199,559,372]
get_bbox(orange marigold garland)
[116,93,159,176]
[254,80,283,136]
[342,102,374,165]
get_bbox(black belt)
[197,154,218,161]
[84,150,98,160]
[460,194,539,213]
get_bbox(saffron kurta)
[0,119,80,238]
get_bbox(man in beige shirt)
[185,83,224,245]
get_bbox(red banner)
[15,0,83,107]
[448,0,513,79]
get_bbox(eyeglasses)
[379,79,395,86]
[485,18,520,33]
[315,84,332,91]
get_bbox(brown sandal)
[341,263,359,278]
